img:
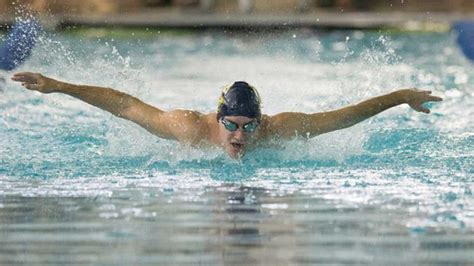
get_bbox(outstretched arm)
[11,72,205,142]
[267,89,443,139]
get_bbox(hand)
[399,88,443,114]
[11,72,58,93]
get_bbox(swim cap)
[216,81,262,121]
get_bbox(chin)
[227,152,241,159]
[227,148,245,159]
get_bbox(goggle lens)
[243,121,258,132]
[223,120,238,131]
[221,119,258,133]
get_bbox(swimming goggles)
[220,118,259,133]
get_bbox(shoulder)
[159,109,212,129]
[258,113,290,132]
[255,114,277,139]
[162,109,216,145]
[161,109,203,120]
[257,113,308,140]
[157,110,211,144]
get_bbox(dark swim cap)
[216,81,262,121]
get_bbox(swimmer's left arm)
[267,89,443,139]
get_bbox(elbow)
[116,106,134,120]
[115,96,137,119]
[300,130,320,139]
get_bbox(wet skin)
[11,72,444,160]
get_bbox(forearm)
[51,80,140,117]
[303,90,406,136]
[13,72,166,122]
[329,90,406,128]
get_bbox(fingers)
[23,83,40,91]
[11,74,26,82]
[417,89,443,102]
[11,72,40,83]
[405,88,442,114]
[12,72,33,79]
[419,107,430,114]
[429,96,443,102]
[410,102,431,114]
[413,104,430,114]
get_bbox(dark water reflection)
[1,183,473,265]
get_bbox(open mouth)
[231,143,244,149]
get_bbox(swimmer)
[11,72,443,159]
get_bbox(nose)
[232,129,245,140]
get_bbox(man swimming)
[12,72,443,159]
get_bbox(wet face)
[218,116,259,159]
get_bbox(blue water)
[1,29,473,264]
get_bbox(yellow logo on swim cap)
[216,84,232,113]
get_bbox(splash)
[5,29,451,167]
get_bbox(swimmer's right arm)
[11,72,205,142]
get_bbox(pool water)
[1,29,473,264]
